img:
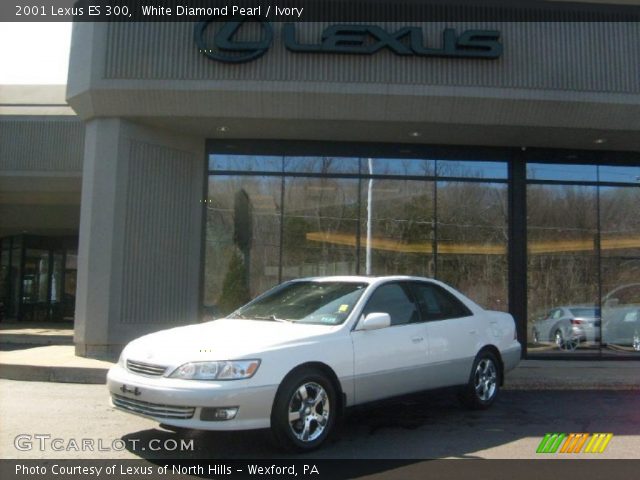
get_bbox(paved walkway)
[1,323,639,387]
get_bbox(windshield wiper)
[253,315,291,323]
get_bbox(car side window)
[552,309,563,319]
[410,282,472,321]
[361,283,419,326]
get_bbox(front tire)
[271,369,337,452]
[459,350,501,410]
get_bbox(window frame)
[408,281,474,322]
[358,281,421,328]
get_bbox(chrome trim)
[112,394,195,419]
[126,359,167,377]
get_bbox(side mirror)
[358,312,391,331]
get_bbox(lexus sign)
[195,20,503,63]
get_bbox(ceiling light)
[408,131,421,137]
[593,138,607,144]
[217,126,229,133]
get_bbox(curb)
[0,364,107,384]
[1,334,73,346]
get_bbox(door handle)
[411,336,424,343]
[469,330,477,335]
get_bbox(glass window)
[204,176,282,317]
[360,179,435,277]
[411,282,472,321]
[282,177,359,279]
[598,165,640,185]
[232,280,367,325]
[527,163,598,182]
[437,160,507,179]
[527,184,599,354]
[22,249,50,304]
[436,181,508,311]
[600,184,640,354]
[284,156,360,174]
[208,154,282,173]
[365,158,435,177]
[362,283,418,326]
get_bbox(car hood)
[123,319,339,366]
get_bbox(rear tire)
[459,350,501,410]
[271,369,337,452]
[555,328,579,351]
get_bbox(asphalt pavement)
[1,379,638,460]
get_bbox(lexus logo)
[195,18,273,63]
[195,20,502,63]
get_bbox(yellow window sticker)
[338,304,349,312]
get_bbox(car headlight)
[169,360,260,380]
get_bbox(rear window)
[569,308,599,318]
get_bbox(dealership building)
[1,0,640,360]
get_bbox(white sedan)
[107,276,521,451]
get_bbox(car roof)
[291,275,437,285]
[287,275,484,313]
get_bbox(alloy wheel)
[287,382,330,443]
[474,358,497,402]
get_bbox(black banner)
[3,460,640,480]
[3,0,640,22]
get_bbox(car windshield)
[229,281,368,325]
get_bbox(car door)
[350,282,429,404]
[409,281,478,388]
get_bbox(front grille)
[112,394,195,419]
[126,359,167,376]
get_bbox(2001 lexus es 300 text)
[107,276,521,451]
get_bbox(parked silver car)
[532,306,600,351]
[602,284,640,352]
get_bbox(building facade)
[2,1,640,360]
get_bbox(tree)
[218,250,251,315]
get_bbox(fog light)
[201,407,238,421]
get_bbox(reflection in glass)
[359,179,435,278]
[284,156,360,174]
[600,186,640,354]
[598,165,640,185]
[437,182,508,311]
[282,177,359,279]
[204,176,282,317]
[527,185,599,354]
[209,154,282,173]
[367,158,435,177]
[527,163,597,182]
[437,160,507,179]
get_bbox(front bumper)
[107,364,278,431]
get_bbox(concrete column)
[74,118,204,359]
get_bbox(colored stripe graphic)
[584,433,613,454]
[536,433,566,453]
[538,433,613,454]
[560,433,589,453]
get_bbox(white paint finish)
[106,276,521,431]
[351,322,430,403]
